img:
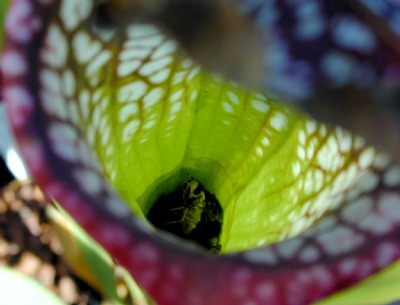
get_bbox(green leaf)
[0,267,66,305]
[47,205,152,305]
[0,0,10,50]
[315,261,400,305]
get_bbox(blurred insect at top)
[101,0,400,158]
[97,0,264,89]
[100,0,400,98]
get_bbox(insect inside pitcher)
[168,179,209,234]
[146,176,223,253]
[165,178,223,252]
[165,179,220,226]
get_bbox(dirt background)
[0,180,105,305]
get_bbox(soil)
[0,181,104,305]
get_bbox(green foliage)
[0,0,10,50]
[315,261,400,305]
[47,205,152,305]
